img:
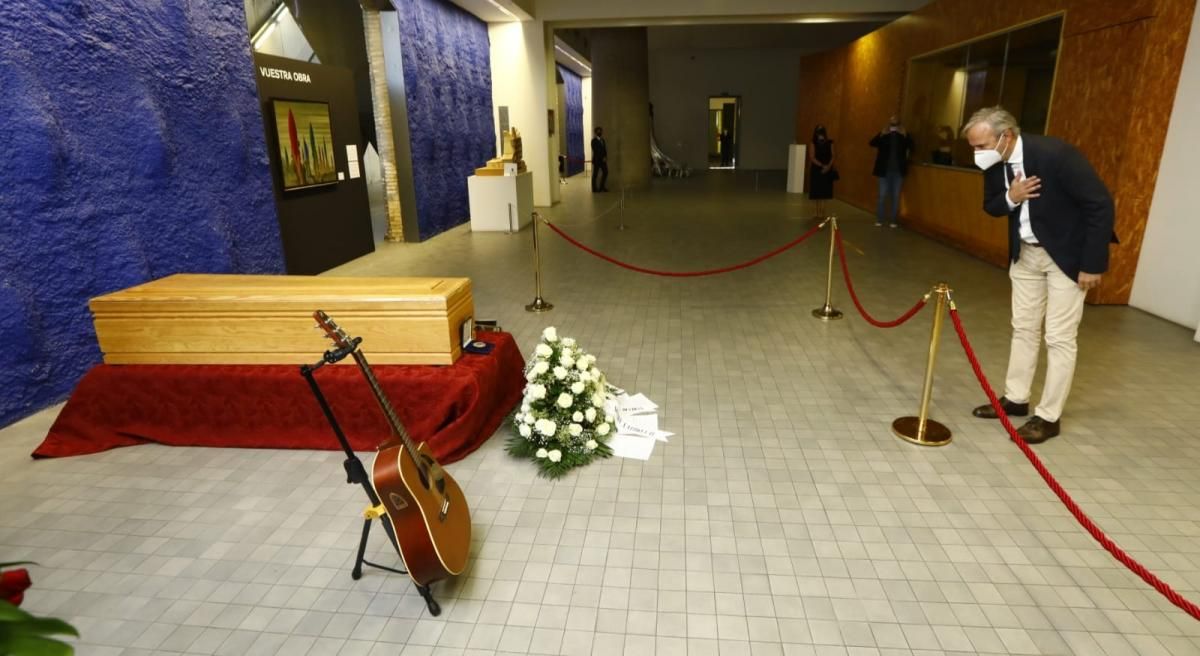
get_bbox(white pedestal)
[786,144,807,194]
[468,172,534,232]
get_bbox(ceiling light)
[485,0,518,21]
[555,45,592,73]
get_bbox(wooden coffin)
[90,274,473,365]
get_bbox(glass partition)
[902,15,1063,169]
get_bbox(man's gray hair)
[961,106,1021,138]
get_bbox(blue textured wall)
[0,1,284,426]
[398,0,495,240]
[558,65,585,176]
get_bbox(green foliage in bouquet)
[506,327,615,478]
[0,562,78,656]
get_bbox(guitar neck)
[350,349,420,460]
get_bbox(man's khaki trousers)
[1004,243,1087,423]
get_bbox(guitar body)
[370,442,471,586]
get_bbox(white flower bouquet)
[506,326,614,477]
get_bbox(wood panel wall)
[796,0,1197,304]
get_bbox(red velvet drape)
[34,332,525,463]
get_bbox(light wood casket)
[90,274,474,365]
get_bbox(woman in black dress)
[808,125,836,219]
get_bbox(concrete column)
[591,28,651,190]
[362,9,404,241]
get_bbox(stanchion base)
[892,417,952,446]
[812,305,844,321]
[525,298,554,313]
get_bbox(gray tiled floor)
[3,171,1199,655]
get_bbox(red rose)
[0,568,32,606]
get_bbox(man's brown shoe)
[971,396,1029,419]
[1016,416,1060,444]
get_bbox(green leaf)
[0,616,79,638]
[0,602,33,622]
[0,633,76,656]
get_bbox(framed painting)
[272,99,338,191]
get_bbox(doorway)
[707,95,740,169]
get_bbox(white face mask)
[974,133,1008,170]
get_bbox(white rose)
[585,439,598,450]
[553,366,568,380]
[562,337,576,347]
[596,423,610,436]
[585,408,597,422]
[519,424,532,438]
[525,369,538,382]
[536,448,548,458]
[569,423,583,437]
[543,326,558,342]
[571,381,585,394]
[587,354,597,365]
[548,449,562,462]
[579,370,592,382]
[575,359,589,371]
[528,384,546,400]
[536,418,557,436]
[523,413,535,425]
[535,343,553,358]
[556,393,574,408]
[521,403,530,412]
[533,361,550,375]
[592,393,606,407]
[560,355,575,369]
[573,411,584,422]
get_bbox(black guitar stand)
[300,343,442,616]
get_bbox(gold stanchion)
[525,212,553,313]
[892,282,951,446]
[812,216,843,321]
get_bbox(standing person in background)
[869,115,914,228]
[808,125,837,219]
[591,127,609,193]
[962,106,1116,443]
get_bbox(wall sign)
[258,66,313,84]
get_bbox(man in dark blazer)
[869,116,914,227]
[591,127,608,193]
[962,106,1116,443]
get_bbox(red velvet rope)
[949,307,1200,622]
[543,221,823,277]
[835,230,928,327]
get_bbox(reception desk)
[901,164,1008,268]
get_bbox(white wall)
[489,21,556,207]
[648,47,802,170]
[582,76,593,167]
[1130,5,1200,342]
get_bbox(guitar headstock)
[314,310,355,350]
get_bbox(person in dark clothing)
[869,115,915,227]
[720,130,733,166]
[591,127,608,192]
[808,125,836,218]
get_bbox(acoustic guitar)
[315,311,471,587]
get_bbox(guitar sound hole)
[415,455,435,490]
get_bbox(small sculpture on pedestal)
[475,128,527,176]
